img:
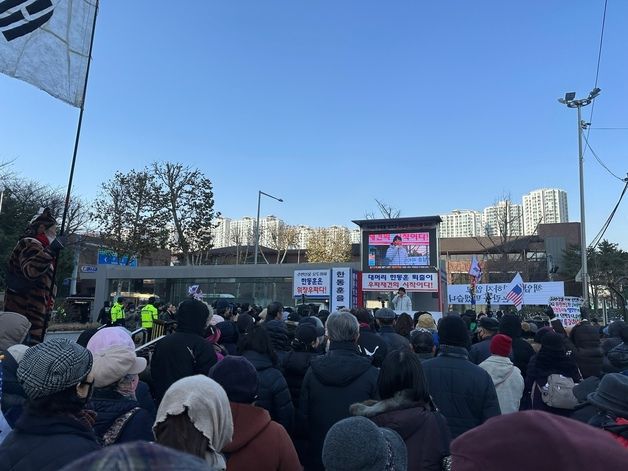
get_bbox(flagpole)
[46,0,100,335]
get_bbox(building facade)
[523,188,568,235]
[483,201,523,237]
[439,210,484,238]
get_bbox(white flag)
[0,0,97,107]
[468,256,482,279]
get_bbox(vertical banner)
[330,267,352,313]
[352,270,362,308]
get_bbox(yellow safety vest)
[141,304,158,329]
[110,303,125,322]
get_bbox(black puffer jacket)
[282,348,320,409]
[605,343,628,373]
[299,341,378,471]
[499,314,535,377]
[90,388,154,444]
[0,352,26,428]
[151,307,217,403]
[570,323,604,378]
[422,345,501,439]
[263,320,291,355]
[378,325,411,353]
[0,410,101,471]
[241,350,294,433]
[468,335,495,365]
[357,325,388,367]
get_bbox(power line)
[590,127,628,130]
[581,131,625,182]
[584,0,609,156]
[589,178,628,250]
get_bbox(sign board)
[330,268,352,313]
[549,296,583,328]
[293,270,331,298]
[447,282,564,305]
[362,272,438,292]
[97,249,138,267]
[80,265,98,273]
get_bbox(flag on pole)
[505,273,524,311]
[0,0,97,107]
[468,256,482,280]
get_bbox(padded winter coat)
[479,355,525,414]
[0,410,100,471]
[422,345,501,438]
[377,325,412,353]
[570,323,604,378]
[298,341,378,471]
[282,349,320,410]
[90,388,154,444]
[357,326,388,367]
[241,350,294,433]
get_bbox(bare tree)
[230,224,254,264]
[152,162,220,265]
[262,224,299,264]
[365,199,401,219]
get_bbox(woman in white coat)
[479,334,524,414]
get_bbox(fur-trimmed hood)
[350,390,428,418]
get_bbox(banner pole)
[46,0,100,336]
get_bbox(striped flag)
[468,256,482,280]
[505,273,524,311]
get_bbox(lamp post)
[558,88,601,306]
[0,183,5,214]
[254,191,284,264]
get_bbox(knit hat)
[540,332,565,352]
[90,345,147,388]
[322,416,407,471]
[438,315,470,348]
[499,313,523,339]
[417,313,437,330]
[209,356,259,404]
[451,411,627,470]
[534,326,554,344]
[479,317,499,332]
[490,334,512,357]
[295,324,319,345]
[236,313,255,334]
[59,441,210,471]
[587,373,628,418]
[18,338,93,399]
[375,308,396,320]
[299,315,325,333]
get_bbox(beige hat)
[91,345,147,388]
[417,313,436,330]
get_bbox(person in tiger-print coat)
[4,208,63,345]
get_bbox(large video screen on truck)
[366,232,431,269]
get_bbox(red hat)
[490,334,512,357]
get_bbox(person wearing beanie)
[209,357,302,471]
[469,316,500,365]
[451,410,628,470]
[586,373,628,447]
[0,339,101,470]
[525,332,581,416]
[498,313,535,378]
[353,308,388,367]
[151,299,218,404]
[322,416,407,471]
[410,328,436,362]
[422,315,501,438]
[479,335,524,414]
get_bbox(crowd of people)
[2,298,628,470]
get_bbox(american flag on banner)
[0,0,97,107]
[505,273,524,311]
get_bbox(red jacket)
[223,402,302,471]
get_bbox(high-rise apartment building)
[483,201,523,237]
[522,188,568,235]
[211,217,232,248]
[439,210,484,238]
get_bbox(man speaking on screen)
[385,235,409,265]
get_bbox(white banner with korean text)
[293,270,331,298]
[549,296,583,328]
[363,272,438,292]
[447,282,564,305]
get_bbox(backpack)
[534,374,578,409]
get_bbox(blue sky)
[1,1,627,248]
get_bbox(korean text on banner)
[330,268,352,313]
[447,282,564,305]
[293,270,331,298]
[0,0,97,107]
[363,272,438,292]
[549,296,583,328]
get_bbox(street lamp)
[254,191,284,264]
[0,183,5,214]
[558,87,601,306]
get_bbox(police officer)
[110,297,126,327]
[140,296,159,337]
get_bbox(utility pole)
[254,191,283,264]
[558,88,601,307]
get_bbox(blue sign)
[97,249,138,267]
[80,265,98,273]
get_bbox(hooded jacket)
[350,391,450,471]
[298,341,378,471]
[241,350,294,433]
[150,307,217,403]
[216,321,239,356]
[570,323,604,378]
[499,315,535,377]
[357,325,388,367]
[0,410,101,471]
[605,342,628,373]
[0,313,30,352]
[90,388,154,444]
[479,355,524,414]
[377,325,411,353]
[422,345,501,438]
[222,402,302,471]
[263,320,291,356]
[282,348,320,410]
